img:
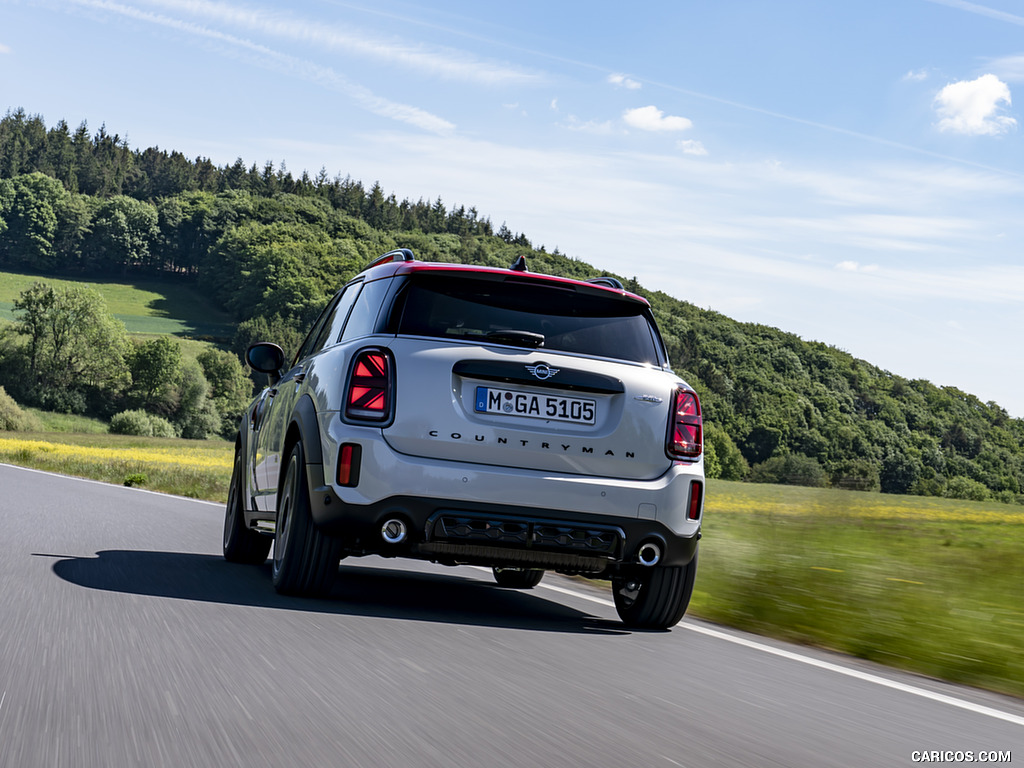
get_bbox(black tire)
[492,567,545,589]
[612,546,698,630]
[223,441,271,564]
[271,442,342,597]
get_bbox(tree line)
[0,280,252,439]
[1,109,1022,503]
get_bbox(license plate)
[475,387,596,425]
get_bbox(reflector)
[688,480,703,520]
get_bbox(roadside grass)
[0,269,235,340]
[23,408,110,434]
[0,432,233,500]
[1,428,1022,699]
[692,480,1024,698]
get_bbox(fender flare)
[288,394,339,529]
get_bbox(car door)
[253,281,364,512]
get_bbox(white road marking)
[533,578,1024,729]
[0,462,222,506]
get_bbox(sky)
[2,0,1023,416]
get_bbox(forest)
[1,108,1022,503]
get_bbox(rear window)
[394,273,664,365]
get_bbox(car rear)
[313,263,704,576]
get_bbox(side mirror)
[246,342,286,378]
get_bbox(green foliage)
[749,453,827,488]
[0,172,66,270]
[829,458,880,492]
[127,336,182,412]
[233,314,305,363]
[110,409,177,437]
[196,347,253,438]
[0,386,42,431]
[8,281,130,412]
[943,476,992,502]
[703,423,748,481]
[172,359,220,439]
[83,195,160,272]
[2,109,1023,501]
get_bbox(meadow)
[0,432,233,500]
[0,270,236,341]
[1,428,1020,698]
[691,481,1024,697]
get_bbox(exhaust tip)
[381,518,408,545]
[637,542,662,567]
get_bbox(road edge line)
[536,578,1024,728]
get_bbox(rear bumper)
[306,414,704,572]
[307,489,700,572]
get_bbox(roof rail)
[367,248,416,270]
[587,276,624,290]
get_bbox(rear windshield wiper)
[485,330,545,348]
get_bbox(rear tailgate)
[381,339,679,481]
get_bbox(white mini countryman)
[223,249,704,629]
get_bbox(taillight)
[345,348,393,423]
[667,389,702,460]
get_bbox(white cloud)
[623,105,693,132]
[678,139,708,156]
[608,73,641,90]
[561,116,617,135]
[0,43,12,54]
[934,73,1017,135]
[925,0,1024,27]
[988,54,1024,83]
[92,0,542,86]
[550,98,558,111]
[903,68,928,82]
[70,0,455,134]
[835,261,879,272]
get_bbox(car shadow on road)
[41,550,629,635]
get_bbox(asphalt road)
[1,463,1021,768]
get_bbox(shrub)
[943,476,992,502]
[750,453,826,488]
[829,459,880,492]
[0,386,42,431]
[110,409,178,438]
[704,423,748,481]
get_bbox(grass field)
[0,270,236,341]
[0,432,233,500]
[1,428,1020,698]
[692,481,1024,697]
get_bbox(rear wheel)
[612,547,698,630]
[223,441,271,564]
[272,441,342,597]
[492,567,545,589]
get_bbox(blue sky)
[2,0,1023,415]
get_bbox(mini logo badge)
[525,363,559,380]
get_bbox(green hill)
[0,270,234,340]
[1,109,1022,504]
